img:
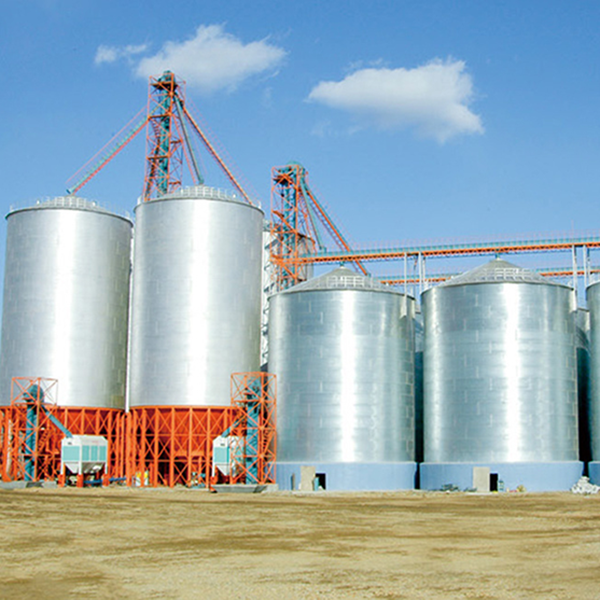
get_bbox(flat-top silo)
[268,266,416,491]
[421,258,581,491]
[0,196,132,409]
[128,186,264,408]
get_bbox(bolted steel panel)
[268,267,415,463]
[0,198,132,408]
[128,187,263,407]
[586,283,600,459]
[423,259,578,463]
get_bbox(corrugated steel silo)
[268,266,416,490]
[128,186,263,407]
[586,283,600,482]
[421,258,581,491]
[0,197,132,408]
[575,308,591,464]
[414,309,424,464]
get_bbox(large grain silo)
[586,283,600,483]
[128,185,264,408]
[268,266,416,491]
[0,196,132,481]
[127,185,263,487]
[421,258,581,491]
[0,196,132,409]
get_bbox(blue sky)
[2,1,600,284]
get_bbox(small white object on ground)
[571,476,600,494]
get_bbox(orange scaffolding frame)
[229,373,277,485]
[270,163,368,291]
[0,377,59,482]
[56,407,126,480]
[0,377,125,483]
[0,375,277,489]
[125,374,277,489]
[143,71,184,200]
[270,164,318,291]
[126,406,237,488]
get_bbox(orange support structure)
[126,406,237,488]
[229,373,277,485]
[55,407,126,480]
[0,377,59,482]
[0,377,125,484]
[270,164,317,291]
[143,72,185,201]
[270,163,368,291]
[0,379,276,489]
[295,236,600,265]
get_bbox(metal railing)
[147,185,242,204]
[8,196,132,221]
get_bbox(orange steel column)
[126,406,237,488]
[143,72,184,200]
[6,377,59,482]
[0,406,12,481]
[230,373,277,485]
[56,408,126,480]
[270,164,317,291]
[125,409,134,486]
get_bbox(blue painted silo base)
[276,462,417,491]
[588,462,600,485]
[419,462,583,492]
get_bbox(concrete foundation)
[299,466,316,491]
[588,462,600,485]
[472,466,491,492]
[0,481,44,490]
[276,462,417,491]
[420,462,583,492]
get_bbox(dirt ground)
[0,487,599,599]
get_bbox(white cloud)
[308,58,484,142]
[311,120,334,138]
[262,87,273,109]
[95,44,148,65]
[135,25,287,94]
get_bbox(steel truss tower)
[270,162,368,291]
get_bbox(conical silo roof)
[8,196,126,219]
[282,266,402,294]
[439,257,567,288]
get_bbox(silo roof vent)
[157,185,239,202]
[439,257,563,287]
[7,196,130,220]
[283,266,401,294]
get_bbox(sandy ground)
[0,487,599,599]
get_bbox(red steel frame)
[0,377,59,482]
[67,71,256,205]
[229,373,277,485]
[270,163,370,290]
[126,374,277,489]
[295,239,600,265]
[143,72,184,201]
[181,103,254,205]
[380,266,600,286]
[0,377,125,483]
[0,378,277,489]
[270,164,317,291]
[55,407,126,481]
[126,406,237,488]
